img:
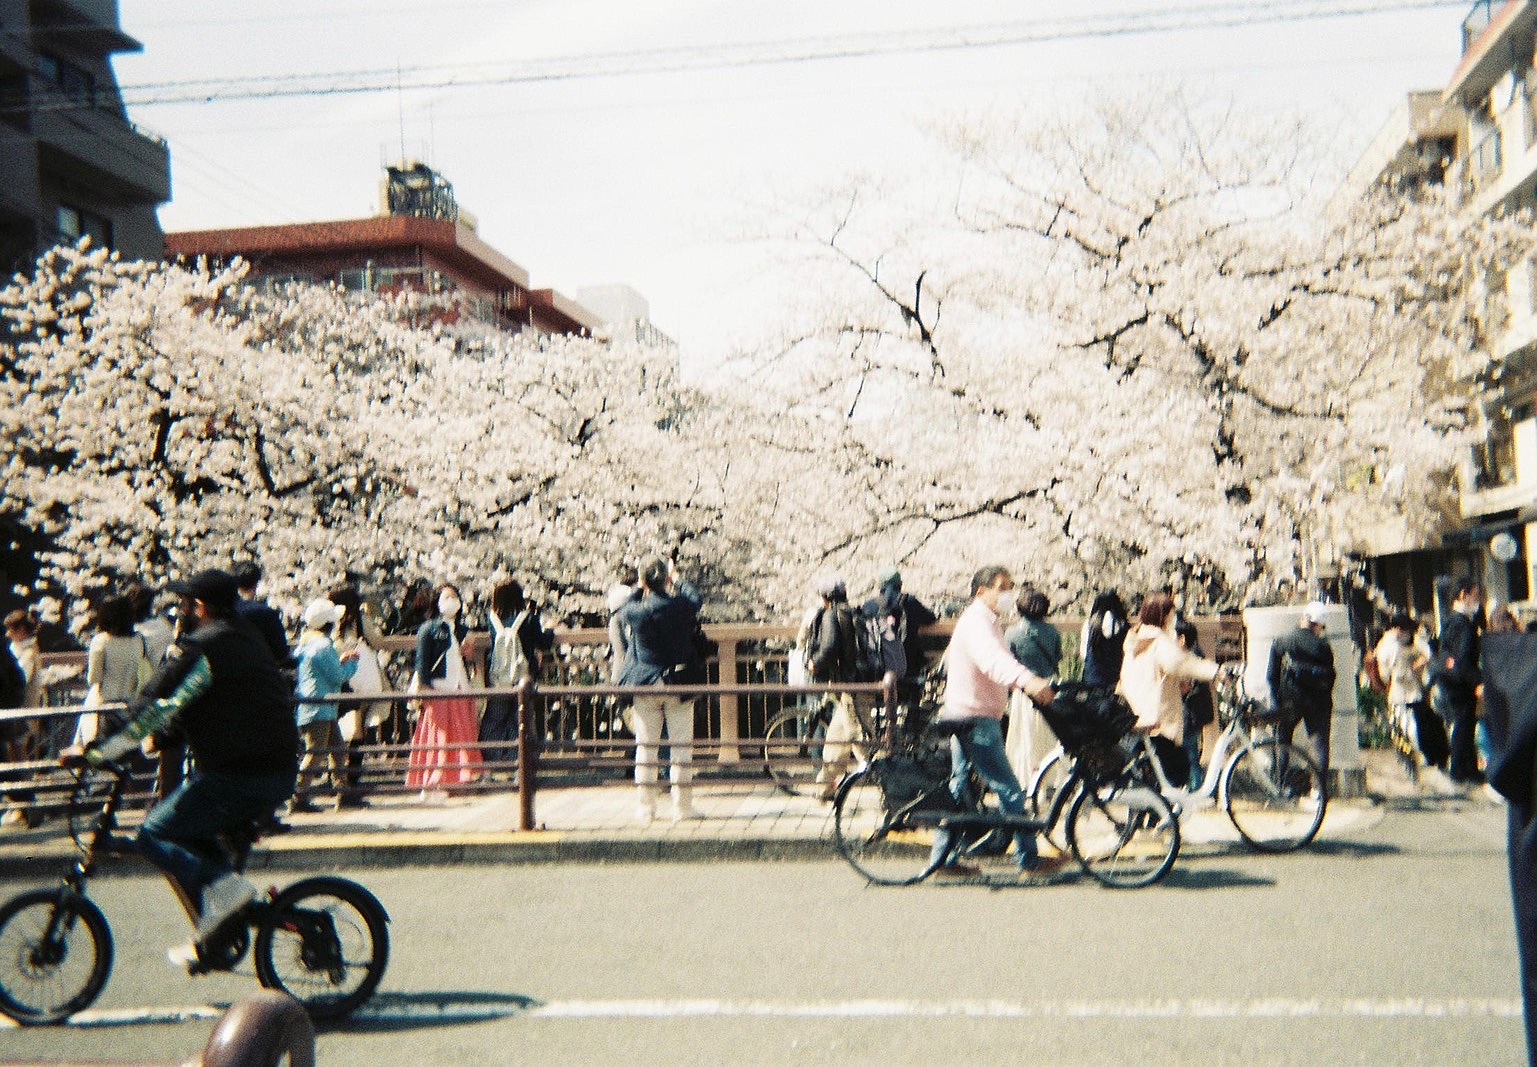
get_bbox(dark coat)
[809,603,859,684]
[1266,626,1335,714]
[139,615,298,777]
[235,597,295,671]
[615,590,702,687]
[1435,610,1481,698]
[415,617,470,684]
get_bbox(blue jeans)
[927,717,1040,871]
[137,770,295,904]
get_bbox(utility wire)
[22,0,1465,113]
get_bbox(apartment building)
[0,0,169,274]
[1352,0,1537,616]
[166,163,603,338]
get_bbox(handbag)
[74,683,103,745]
[134,635,155,694]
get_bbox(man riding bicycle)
[74,568,298,966]
[930,565,1066,880]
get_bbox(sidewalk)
[0,749,1466,877]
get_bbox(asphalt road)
[0,795,1524,1066]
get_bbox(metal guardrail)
[0,676,900,833]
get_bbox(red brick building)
[165,166,599,336]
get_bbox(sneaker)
[287,798,319,815]
[1017,853,1073,880]
[166,940,201,970]
[196,874,258,939]
[635,805,656,826]
[670,804,698,824]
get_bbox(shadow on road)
[1158,866,1275,890]
[1301,839,1402,858]
[326,991,542,1033]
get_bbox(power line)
[97,0,1464,111]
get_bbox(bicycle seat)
[929,719,978,739]
[216,817,279,869]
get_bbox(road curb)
[0,833,841,880]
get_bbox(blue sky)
[115,1,1468,358]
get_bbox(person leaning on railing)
[614,557,704,825]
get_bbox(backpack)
[1362,649,1387,696]
[1278,651,1330,713]
[851,613,890,683]
[487,609,531,688]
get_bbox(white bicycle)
[1028,674,1327,853]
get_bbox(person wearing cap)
[1266,600,1337,779]
[76,568,299,968]
[807,572,866,801]
[861,569,938,738]
[291,598,359,813]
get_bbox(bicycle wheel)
[832,765,942,886]
[254,877,389,1022]
[1027,749,1076,849]
[1066,777,1180,889]
[0,889,114,1025]
[763,706,828,796]
[1222,738,1326,853]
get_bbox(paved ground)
[0,748,1496,877]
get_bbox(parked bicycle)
[761,698,835,796]
[832,691,1181,889]
[0,757,389,1026]
[1028,674,1327,853]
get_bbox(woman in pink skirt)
[406,583,482,796]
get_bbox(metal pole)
[516,676,535,831]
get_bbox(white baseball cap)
[302,598,345,630]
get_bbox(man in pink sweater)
[930,566,1065,879]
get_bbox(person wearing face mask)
[1118,592,1225,790]
[405,583,483,798]
[927,566,1063,880]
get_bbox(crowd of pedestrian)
[0,555,1520,834]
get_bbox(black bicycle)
[831,715,1181,889]
[0,757,389,1026]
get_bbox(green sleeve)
[90,655,212,763]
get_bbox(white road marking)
[517,997,1525,1021]
[25,996,1522,1028]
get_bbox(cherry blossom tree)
[0,244,751,621]
[720,94,1531,610]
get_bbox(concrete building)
[0,0,170,273]
[166,163,603,337]
[576,283,676,347]
[1350,0,1537,618]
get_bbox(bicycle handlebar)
[59,752,127,778]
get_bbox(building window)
[56,204,112,249]
[35,53,96,107]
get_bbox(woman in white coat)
[1118,592,1224,789]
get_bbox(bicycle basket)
[1041,682,1136,755]
[875,757,961,814]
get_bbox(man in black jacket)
[1266,601,1336,780]
[1435,577,1485,786]
[862,570,938,737]
[84,569,298,965]
[232,560,295,673]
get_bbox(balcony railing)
[1467,125,1505,196]
[1463,0,1497,55]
